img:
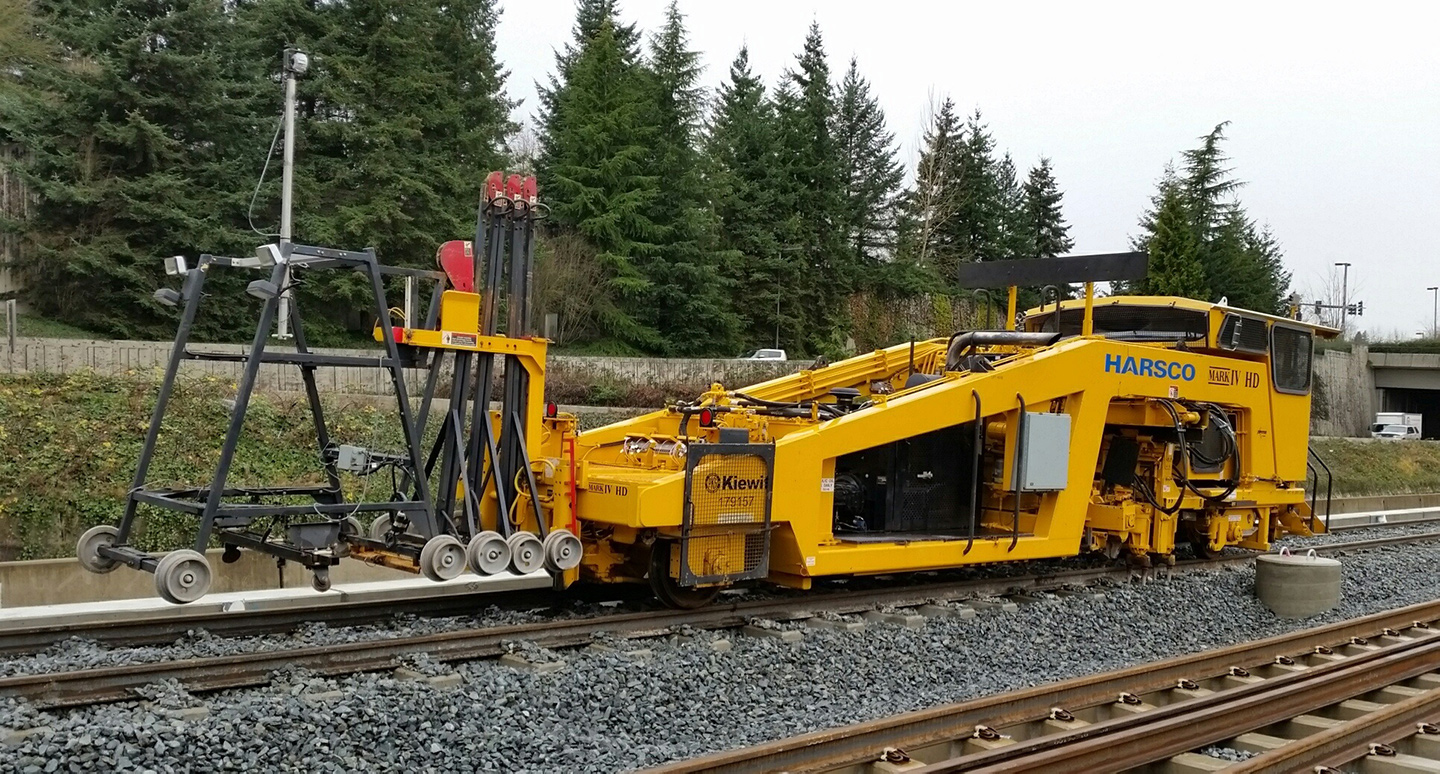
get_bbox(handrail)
[1010,393,1026,552]
[1306,446,1334,532]
[965,390,982,555]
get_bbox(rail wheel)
[648,540,720,610]
[507,532,546,574]
[76,525,121,574]
[543,528,583,572]
[154,549,213,604]
[467,531,511,575]
[419,535,466,582]
[312,568,332,593]
[1184,524,1223,560]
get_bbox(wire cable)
[247,114,285,238]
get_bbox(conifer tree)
[1020,157,1073,259]
[536,0,641,186]
[705,46,790,349]
[545,17,663,351]
[901,96,962,277]
[773,22,847,352]
[948,109,1003,266]
[1134,169,1207,298]
[993,152,1029,261]
[641,0,738,354]
[12,0,262,338]
[834,56,903,270]
[1131,123,1290,313]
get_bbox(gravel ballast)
[5,540,1440,772]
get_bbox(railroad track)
[3,531,1438,710]
[0,519,1425,658]
[652,595,1440,772]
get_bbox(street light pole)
[275,48,309,340]
[1429,286,1439,338]
[1335,262,1351,334]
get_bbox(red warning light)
[698,408,715,427]
[545,402,558,418]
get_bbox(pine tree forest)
[1,0,1291,355]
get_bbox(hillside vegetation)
[0,372,637,560]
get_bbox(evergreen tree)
[900,96,962,277]
[1134,168,1206,298]
[773,22,847,353]
[834,56,903,270]
[11,0,263,338]
[705,46,790,350]
[545,17,663,350]
[993,152,1029,261]
[535,0,640,186]
[1130,123,1290,313]
[948,109,1003,266]
[641,0,738,354]
[1020,157,1073,259]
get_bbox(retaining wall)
[0,337,802,395]
[1310,345,1375,437]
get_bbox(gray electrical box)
[1010,412,1071,491]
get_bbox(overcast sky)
[495,0,1440,337]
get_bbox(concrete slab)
[966,599,1020,613]
[162,707,210,722]
[916,603,977,619]
[427,674,464,690]
[0,570,552,631]
[1,726,52,748]
[806,617,865,632]
[741,625,804,643]
[862,610,926,628]
[498,653,566,673]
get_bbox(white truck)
[1371,412,1422,439]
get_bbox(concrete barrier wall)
[0,336,802,395]
[1311,345,1374,437]
[0,548,410,608]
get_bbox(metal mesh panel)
[680,443,774,586]
[1271,325,1313,394]
[1219,314,1270,354]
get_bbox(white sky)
[495,0,1440,338]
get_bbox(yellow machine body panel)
[557,294,1336,591]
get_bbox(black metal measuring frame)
[96,244,451,584]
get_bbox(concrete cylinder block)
[1255,549,1342,619]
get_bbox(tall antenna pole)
[275,47,308,339]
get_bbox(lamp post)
[1335,262,1351,334]
[1429,286,1439,339]
[275,47,309,340]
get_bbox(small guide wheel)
[221,545,242,564]
[466,531,511,575]
[76,525,121,574]
[312,568,332,593]
[154,549,213,605]
[338,516,362,557]
[507,532,545,575]
[542,529,583,572]
[419,535,466,582]
[369,513,395,541]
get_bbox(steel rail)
[5,532,1439,710]
[647,595,1440,773]
[7,525,1434,659]
[922,627,1440,771]
[1228,687,1440,773]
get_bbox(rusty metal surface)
[928,632,1440,772]
[646,597,1440,774]
[1228,686,1440,772]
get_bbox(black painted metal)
[957,251,1148,288]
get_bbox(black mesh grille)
[1271,326,1313,394]
[1219,314,1270,353]
[1040,305,1209,338]
[681,444,774,586]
